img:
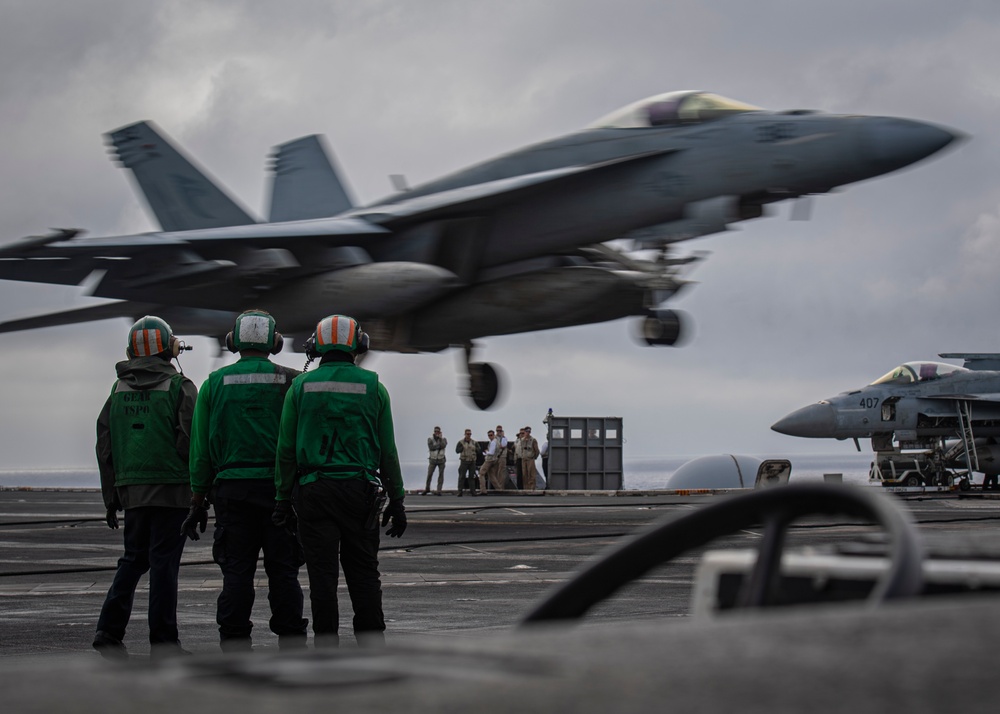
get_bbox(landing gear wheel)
[902,474,922,488]
[639,311,684,346]
[520,483,923,624]
[468,362,499,410]
[959,478,971,492]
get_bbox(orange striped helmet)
[312,314,368,354]
[126,316,178,358]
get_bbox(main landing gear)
[638,309,685,346]
[462,344,500,410]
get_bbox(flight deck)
[3,487,1000,658]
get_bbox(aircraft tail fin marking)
[106,121,258,232]
[268,135,354,222]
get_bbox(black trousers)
[213,480,307,646]
[457,460,478,492]
[96,506,187,645]
[297,478,384,644]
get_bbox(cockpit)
[870,361,967,386]
[588,91,762,129]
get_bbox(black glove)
[272,500,298,534]
[381,498,407,538]
[181,501,209,541]
[105,494,121,530]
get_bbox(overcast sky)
[0,1,996,484]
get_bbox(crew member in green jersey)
[273,314,406,647]
[184,310,308,651]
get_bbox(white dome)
[667,454,763,489]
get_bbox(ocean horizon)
[0,452,874,491]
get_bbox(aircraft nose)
[860,117,963,173]
[771,402,837,438]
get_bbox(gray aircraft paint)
[772,356,1000,443]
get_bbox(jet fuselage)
[0,92,962,398]
[772,361,1000,442]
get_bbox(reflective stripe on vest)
[209,362,294,479]
[304,381,367,395]
[223,373,288,386]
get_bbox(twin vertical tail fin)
[268,135,354,222]
[107,122,356,228]
[106,121,257,232]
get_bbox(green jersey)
[275,356,404,501]
[189,355,299,495]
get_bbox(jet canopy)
[870,361,967,386]
[589,91,761,129]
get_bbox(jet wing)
[0,301,241,341]
[0,148,678,312]
[0,216,392,296]
[0,301,152,334]
[0,216,391,256]
[0,152,671,256]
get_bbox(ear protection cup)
[225,331,237,353]
[356,331,370,355]
[169,335,181,358]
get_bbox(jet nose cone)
[771,403,836,438]
[861,117,963,173]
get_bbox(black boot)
[92,630,128,660]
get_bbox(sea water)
[0,452,875,491]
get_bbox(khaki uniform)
[521,436,540,491]
[481,436,508,491]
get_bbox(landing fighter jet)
[772,355,1000,481]
[0,91,959,408]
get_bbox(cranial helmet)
[226,310,283,354]
[127,316,179,359]
[307,314,369,357]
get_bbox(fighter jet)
[772,355,1000,484]
[0,90,960,408]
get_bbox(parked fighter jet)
[772,355,1000,482]
[0,91,959,408]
